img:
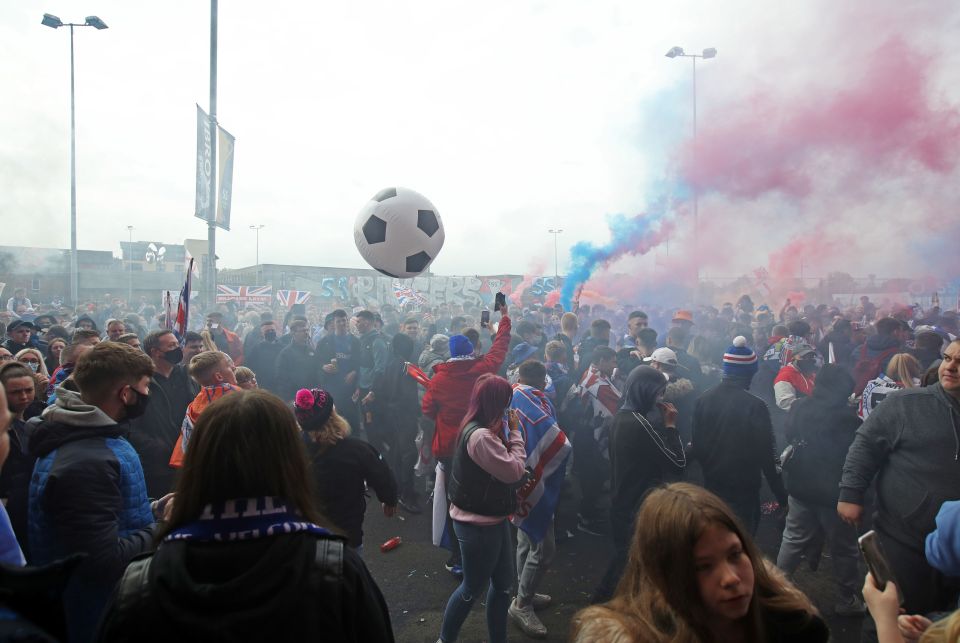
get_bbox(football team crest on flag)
[393,281,428,307]
[276,289,311,309]
[509,384,571,543]
[216,285,272,304]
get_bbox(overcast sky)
[2,1,958,282]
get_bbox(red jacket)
[422,316,512,458]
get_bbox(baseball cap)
[672,310,694,324]
[7,320,36,332]
[643,347,683,368]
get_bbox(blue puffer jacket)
[29,388,155,643]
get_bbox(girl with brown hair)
[97,389,394,642]
[573,482,828,643]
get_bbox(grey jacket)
[840,384,960,548]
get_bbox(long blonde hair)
[921,609,960,642]
[15,347,50,379]
[304,408,351,450]
[886,353,921,388]
[572,483,819,643]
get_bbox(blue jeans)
[440,519,514,643]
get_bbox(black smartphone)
[480,310,490,328]
[494,292,506,312]
[858,530,904,605]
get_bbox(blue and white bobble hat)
[722,336,758,378]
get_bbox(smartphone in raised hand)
[859,530,904,605]
[494,292,506,312]
[481,310,490,328]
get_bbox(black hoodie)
[609,366,684,547]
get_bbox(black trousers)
[572,426,607,521]
[388,412,419,498]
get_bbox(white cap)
[643,347,680,367]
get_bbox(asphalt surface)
[361,482,867,643]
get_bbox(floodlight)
[41,13,63,28]
[665,46,684,58]
[85,16,108,30]
[702,47,717,59]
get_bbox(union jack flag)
[174,258,194,339]
[276,289,311,309]
[215,285,272,304]
[393,281,427,307]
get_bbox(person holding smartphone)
[593,364,686,603]
[839,339,960,636]
[439,374,529,643]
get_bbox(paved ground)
[361,481,868,642]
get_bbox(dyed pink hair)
[459,373,513,433]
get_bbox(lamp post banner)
[195,104,213,222]
[215,125,234,231]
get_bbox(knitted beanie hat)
[294,388,334,431]
[723,336,758,378]
[449,335,474,358]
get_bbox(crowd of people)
[1,286,959,641]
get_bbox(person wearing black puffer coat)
[776,365,864,616]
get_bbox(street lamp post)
[127,226,134,305]
[548,229,563,289]
[665,46,716,288]
[250,224,265,284]
[249,224,265,266]
[42,13,108,306]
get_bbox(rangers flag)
[393,281,427,307]
[216,285,272,304]
[276,289,311,309]
[509,384,571,543]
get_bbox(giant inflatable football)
[353,187,445,278]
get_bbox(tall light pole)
[42,13,108,306]
[127,225,134,305]
[666,45,716,289]
[207,0,219,312]
[548,229,563,288]
[249,224,265,266]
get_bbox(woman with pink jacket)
[438,373,528,643]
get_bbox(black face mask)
[125,389,150,419]
[163,348,184,365]
[797,359,817,374]
[264,330,278,342]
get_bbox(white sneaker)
[509,598,547,639]
[531,593,552,611]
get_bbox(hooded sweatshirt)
[840,383,960,549]
[29,387,155,643]
[609,366,684,547]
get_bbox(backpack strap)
[112,554,155,627]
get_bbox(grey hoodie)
[40,387,117,428]
[840,383,960,548]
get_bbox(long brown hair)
[157,390,323,541]
[572,483,818,642]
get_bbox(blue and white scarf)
[164,497,331,543]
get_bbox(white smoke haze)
[1,0,958,292]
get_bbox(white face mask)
[26,362,39,373]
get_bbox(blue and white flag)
[509,384,571,543]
